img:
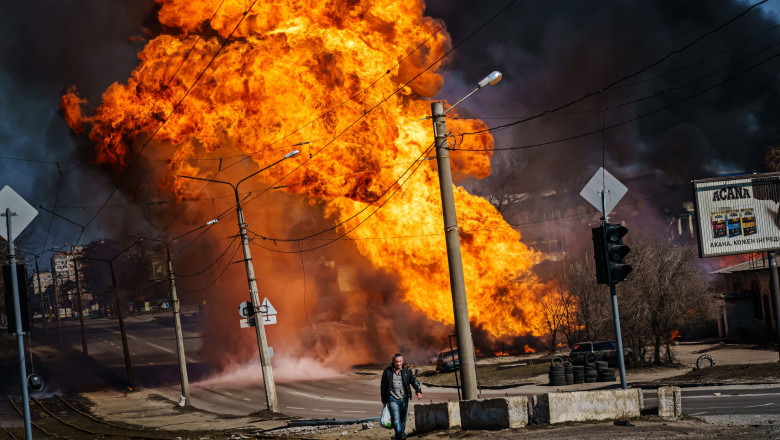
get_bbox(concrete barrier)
[460,397,528,430]
[533,389,642,424]
[657,386,682,419]
[414,402,460,433]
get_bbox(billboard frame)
[692,171,780,258]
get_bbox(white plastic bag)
[380,404,392,428]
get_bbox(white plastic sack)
[380,404,392,428]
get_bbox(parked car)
[435,349,459,373]
[569,340,633,366]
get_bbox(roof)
[712,256,769,274]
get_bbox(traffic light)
[592,223,632,285]
[605,223,632,284]
[591,225,609,284]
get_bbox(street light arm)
[443,70,503,115]
[236,154,293,190]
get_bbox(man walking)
[380,353,422,440]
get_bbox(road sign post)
[0,186,39,440]
[580,171,630,389]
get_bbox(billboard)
[693,172,780,258]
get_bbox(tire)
[585,353,597,363]
[696,354,716,369]
[550,365,564,373]
[596,361,609,369]
[551,356,564,366]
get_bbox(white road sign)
[0,186,38,241]
[259,297,277,315]
[261,314,277,325]
[238,301,253,318]
[580,168,628,217]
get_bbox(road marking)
[343,410,366,413]
[225,392,233,396]
[286,407,305,410]
[285,389,376,404]
[312,409,333,412]
[689,412,708,416]
[243,398,251,401]
[100,327,198,363]
[745,403,774,408]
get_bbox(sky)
[1,0,780,259]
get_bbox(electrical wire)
[175,236,239,278]
[251,141,435,244]
[248,143,434,253]
[455,0,770,138]
[176,241,242,293]
[454,48,780,152]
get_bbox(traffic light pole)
[599,189,627,388]
[767,252,780,362]
[609,283,628,389]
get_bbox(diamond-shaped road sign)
[580,168,627,217]
[0,186,38,241]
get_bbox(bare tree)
[765,143,780,172]
[619,237,715,364]
[559,256,612,343]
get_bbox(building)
[713,254,778,340]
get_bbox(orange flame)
[524,344,536,354]
[62,0,555,361]
[670,330,681,341]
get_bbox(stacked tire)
[572,365,585,384]
[563,362,574,385]
[548,364,566,386]
[596,360,616,382]
[584,362,598,383]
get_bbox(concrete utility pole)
[51,256,62,342]
[428,71,502,401]
[179,149,299,413]
[430,101,479,400]
[129,234,191,406]
[165,245,190,405]
[73,255,88,357]
[179,150,300,412]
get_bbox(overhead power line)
[456,0,770,138]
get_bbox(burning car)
[435,349,459,373]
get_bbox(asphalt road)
[5,312,780,422]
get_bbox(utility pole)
[130,234,191,406]
[73,255,88,357]
[51,256,62,342]
[179,150,299,412]
[166,245,191,405]
[430,101,479,400]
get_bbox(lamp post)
[430,71,502,400]
[179,149,299,413]
[79,239,143,390]
[128,234,190,406]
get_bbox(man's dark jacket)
[381,365,422,404]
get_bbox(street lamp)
[179,149,299,413]
[430,71,502,401]
[127,233,191,406]
[79,239,143,390]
